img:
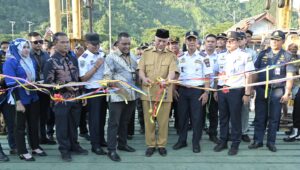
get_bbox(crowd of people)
[0,26,299,163]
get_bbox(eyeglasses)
[23,46,30,49]
[31,40,44,45]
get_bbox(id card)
[131,72,137,81]
[275,67,281,75]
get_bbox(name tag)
[275,67,281,75]
[131,72,137,81]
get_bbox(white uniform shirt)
[178,50,213,86]
[214,48,255,87]
[244,47,257,63]
[201,51,218,88]
[78,50,105,89]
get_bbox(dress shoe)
[214,143,228,152]
[283,136,297,142]
[48,135,55,141]
[145,147,156,157]
[209,135,220,144]
[40,138,56,145]
[100,141,108,147]
[107,151,121,162]
[19,153,35,161]
[71,146,89,155]
[32,149,47,156]
[172,142,187,150]
[248,142,263,149]
[9,149,17,155]
[0,150,9,162]
[61,152,72,162]
[117,145,136,152]
[266,144,277,152]
[158,147,167,156]
[241,135,251,142]
[283,128,299,142]
[285,127,293,135]
[228,147,238,156]
[127,135,133,140]
[79,133,90,141]
[192,145,201,153]
[92,147,106,155]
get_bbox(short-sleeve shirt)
[255,48,295,88]
[178,50,213,86]
[78,50,105,89]
[215,48,255,87]
[138,47,178,102]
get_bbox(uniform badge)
[194,59,202,64]
[180,58,186,63]
[247,56,252,62]
[90,60,95,65]
[82,53,88,58]
[80,60,85,68]
[262,56,268,64]
[220,55,226,60]
[279,55,285,62]
[204,58,210,67]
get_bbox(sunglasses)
[31,40,44,45]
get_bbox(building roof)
[226,12,276,32]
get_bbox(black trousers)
[38,92,50,140]
[53,102,81,154]
[177,87,204,145]
[86,88,107,148]
[0,99,16,149]
[137,99,144,130]
[203,92,219,136]
[292,89,300,128]
[46,104,55,137]
[128,107,135,136]
[218,88,243,148]
[107,101,135,151]
[79,105,88,134]
[15,100,40,154]
[170,98,179,129]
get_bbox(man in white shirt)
[213,31,254,156]
[78,33,106,156]
[173,31,212,153]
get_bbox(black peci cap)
[155,29,170,39]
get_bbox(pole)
[27,21,34,33]
[9,21,15,40]
[87,0,93,32]
[109,0,112,52]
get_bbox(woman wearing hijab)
[3,38,47,161]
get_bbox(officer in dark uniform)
[249,30,295,152]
